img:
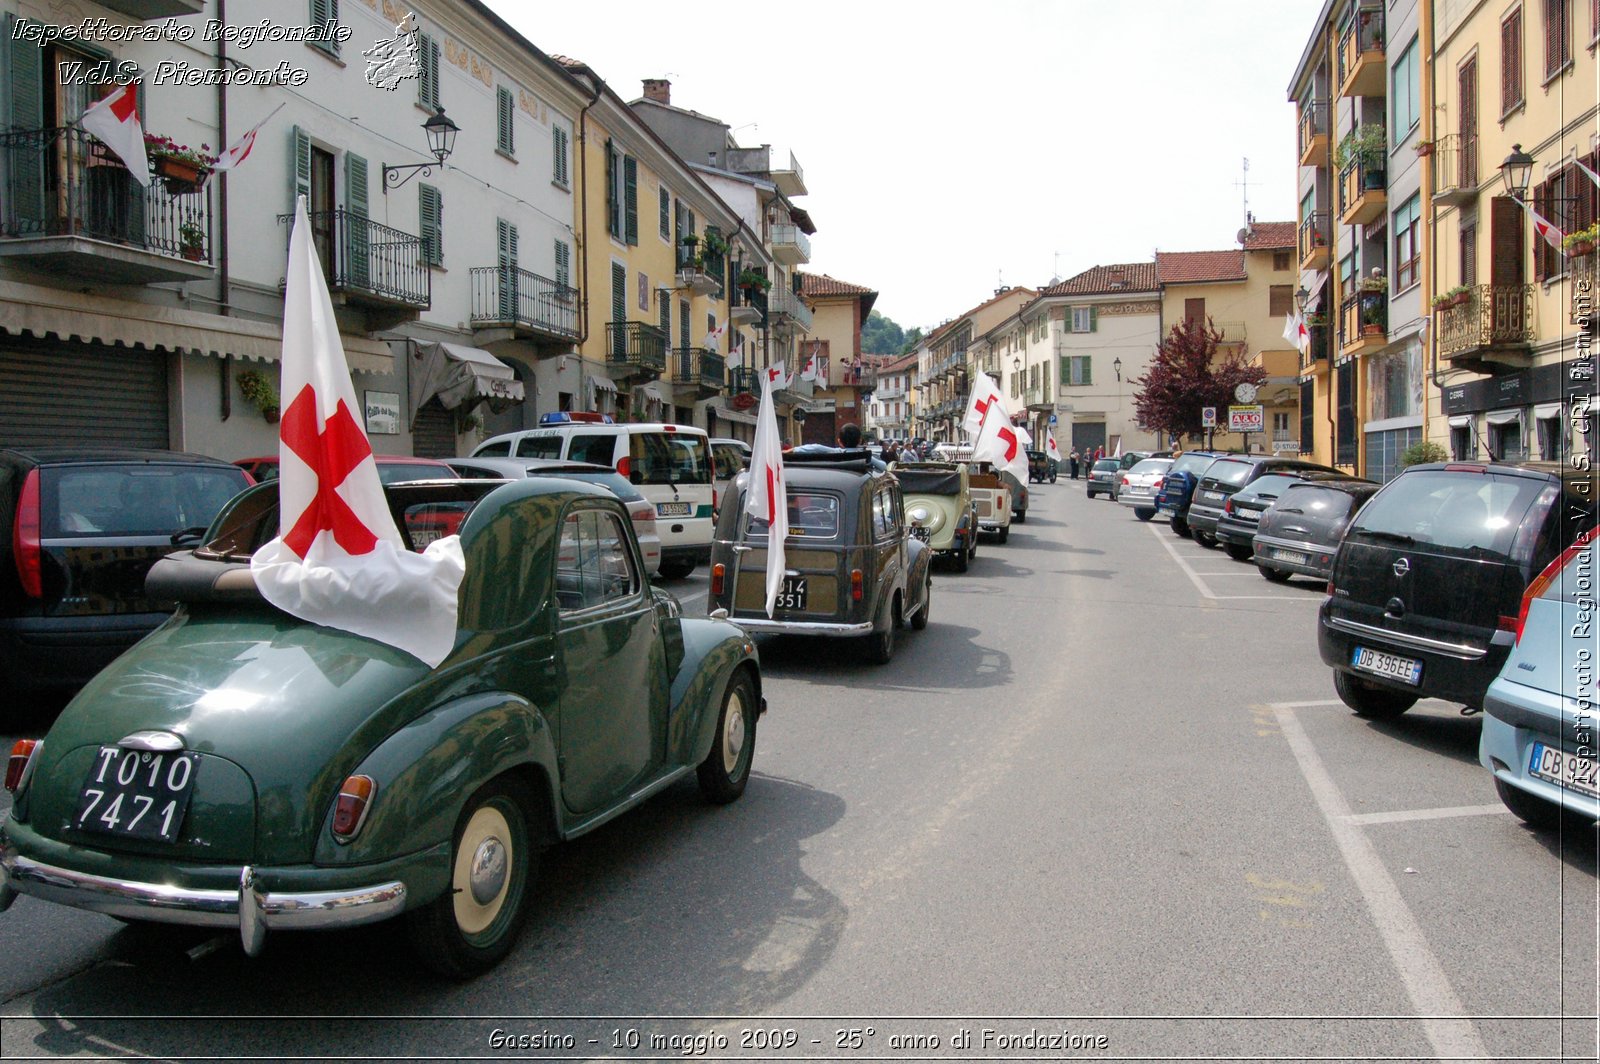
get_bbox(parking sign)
[1201,406,1217,428]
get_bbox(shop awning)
[637,380,673,406]
[710,403,757,426]
[587,374,618,393]
[408,341,524,426]
[0,278,395,374]
[1533,402,1564,420]
[1448,414,1473,428]
[1485,408,1522,425]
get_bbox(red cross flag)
[1045,430,1062,463]
[744,365,788,617]
[211,102,284,172]
[1519,199,1566,254]
[763,360,788,390]
[78,82,150,187]
[974,404,1032,485]
[251,198,465,667]
[962,371,1006,440]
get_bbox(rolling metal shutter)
[412,398,456,458]
[0,341,168,448]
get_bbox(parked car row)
[1103,447,1599,829]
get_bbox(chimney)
[642,78,671,105]
[708,150,718,167]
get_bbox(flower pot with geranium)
[237,368,280,424]
[144,133,216,194]
[178,220,205,261]
[1563,223,1599,258]
[736,268,770,293]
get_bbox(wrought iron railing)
[469,265,577,338]
[677,241,725,288]
[1337,5,1385,87]
[729,282,767,321]
[1340,291,1387,352]
[1339,155,1385,217]
[1432,132,1478,200]
[0,126,212,263]
[729,367,759,394]
[1439,284,1535,358]
[1301,322,1331,369]
[1299,212,1330,263]
[606,321,667,376]
[1298,103,1326,158]
[673,347,725,389]
[767,287,812,331]
[276,207,430,307]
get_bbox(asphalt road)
[1,482,1596,1062]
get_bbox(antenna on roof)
[1233,157,1253,241]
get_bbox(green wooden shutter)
[623,155,638,245]
[605,139,618,238]
[496,87,513,154]
[554,239,570,289]
[344,152,369,288]
[290,126,312,211]
[497,219,518,318]
[552,126,568,186]
[659,291,670,340]
[659,187,670,238]
[418,183,441,266]
[1088,306,1098,332]
[679,299,690,351]
[309,0,340,56]
[6,16,45,232]
[611,262,627,358]
[418,33,439,109]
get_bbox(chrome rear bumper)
[0,844,405,957]
[729,618,874,637]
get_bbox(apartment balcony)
[0,127,215,285]
[1430,133,1479,208]
[100,0,203,16]
[1438,284,1536,374]
[605,321,668,380]
[1298,103,1329,168]
[1256,348,1301,382]
[726,146,807,198]
[1337,6,1386,99]
[729,367,759,395]
[469,266,578,344]
[672,347,726,395]
[274,207,430,329]
[770,223,811,266]
[729,282,765,326]
[1572,254,1597,328]
[771,151,806,199]
[877,387,905,401]
[766,286,812,333]
[1025,385,1053,412]
[1339,157,1386,227]
[1300,322,1331,370]
[676,241,724,296]
[1299,212,1331,272]
[1339,291,1388,357]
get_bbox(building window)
[1336,360,1357,466]
[1366,427,1423,484]
[1299,379,1314,456]
[678,299,689,352]
[1393,194,1421,289]
[1545,0,1571,79]
[1366,348,1421,420]
[1061,355,1092,386]
[1273,250,1292,271]
[1536,409,1564,459]
[1460,223,1478,286]
[418,183,442,266]
[551,126,570,187]
[496,86,514,155]
[1489,413,1527,459]
[1534,169,1574,280]
[1502,8,1524,115]
[554,239,570,290]
[309,0,340,56]
[1269,285,1295,317]
[1392,37,1421,133]
[1451,421,1475,459]
[658,186,670,239]
[1070,306,1096,333]
[417,31,440,110]
[605,140,623,239]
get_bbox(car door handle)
[733,545,753,554]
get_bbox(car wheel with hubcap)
[1257,564,1290,583]
[1333,669,1418,719]
[863,595,897,664]
[1494,778,1563,830]
[910,571,931,631]
[1224,542,1252,561]
[697,670,757,804]
[1195,531,1218,548]
[1015,511,1027,523]
[1134,507,1156,522]
[408,777,536,979]
[656,558,696,580]
[1171,515,1190,538]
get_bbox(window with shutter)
[659,292,670,342]
[610,262,626,326]
[418,33,440,110]
[1269,285,1295,316]
[551,126,569,187]
[344,152,369,288]
[605,140,621,239]
[1460,223,1478,286]
[659,186,670,239]
[418,183,442,266]
[1299,379,1315,455]
[1489,196,1525,287]
[554,239,570,290]
[497,220,518,319]
[1393,195,1421,289]
[1501,11,1523,116]
[496,87,514,155]
[1184,298,1205,324]
[678,300,690,352]
[623,156,638,245]
[1544,0,1570,78]
[290,126,312,212]
[309,0,340,57]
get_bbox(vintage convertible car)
[1,478,762,978]
[895,462,977,572]
[708,450,932,664]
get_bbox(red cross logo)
[278,384,379,558]
[996,426,1021,463]
[767,366,783,383]
[107,83,138,122]
[972,392,996,434]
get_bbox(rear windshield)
[1274,482,1374,521]
[1235,474,1304,502]
[631,433,710,485]
[1169,454,1217,477]
[1092,459,1120,472]
[745,490,842,540]
[474,440,512,457]
[565,433,617,467]
[536,470,643,503]
[1128,458,1174,476]
[1349,470,1548,557]
[897,469,962,494]
[376,462,455,485]
[1202,460,1253,488]
[712,444,747,480]
[512,434,563,460]
[45,465,247,538]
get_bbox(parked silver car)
[1116,457,1175,521]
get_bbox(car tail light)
[1223,497,1234,514]
[330,775,376,842]
[12,469,41,599]
[1326,579,1335,595]
[1153,477,1164,491]
[1442,463,1488,473]
[1511,528,1599,643]
[6,739,41,793]
[1120,476,1130,487]
[850,569,863,601]
[616,456,631,478]
[711,563,725,597]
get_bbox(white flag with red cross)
[1519,199,1566,253]
[211,103,285,172]
[251,198,465,667]
[962,371,1007,440]
[744,367,789,618]
[972,388,1032,484]
[1045,430,1062,462]
[79,82,150,186]
[762,360,789,391]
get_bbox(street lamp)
[1113,357,1122,382]
[1500,143,1534,200]
[383,108,461,192]
[1013,356,1022,374]
[1294,286,1310,310]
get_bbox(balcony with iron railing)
[469,266,577,342]
[1339,152,1386,227]
[672,347,726,393]
[1438,284,1536,373]
[1298,103,1328,167]
[1338,5,1386,98]
[605,321,668,379]
[767,286,812,332]
[1299,212,1330,272]
[729,367,760,395]
[770,223,811,266]
[0,126,215,285]
[1339,290,1388,357]
[1431,132,1479,208]
[676,240,724,296]
[275,207,431,327]
[1300,320,1331,370]
[729,281,765,325]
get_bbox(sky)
[496,0,1327,333]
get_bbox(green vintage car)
[894,462,977,572]
[0,478,763,977]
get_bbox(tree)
[861,311,906,355]
[899,326,924,355]
[1131,317,1267,445]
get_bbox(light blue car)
[1480,533,1600,828]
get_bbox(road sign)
[1229,405,1265,433]
[1201,406,1217,428]
[1048,414,1058,425]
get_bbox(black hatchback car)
[1187,456,1341,547]
[1253,478,1382,583]
[1213,471,1365,561]
[1318,461,1597,718]
[0,448,251,694]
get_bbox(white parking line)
[1344,804,1510,827]
[1272,702,1489,1059]
[1148,524,1316,601]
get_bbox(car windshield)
[1128,458,1173,476]
[45,465,248,537]
[1273,482,1375,520]
[512,435,563,460]
[631,433,709,485]
[1202,460,1254,488]
[1093,459,1120,472]
[376,462,455,485]
[1350,470,1548,556]
[1235,474,1303,502]
[745,491,842,540]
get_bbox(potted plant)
[178,220,205,261]
[736,267,771,292]
[1336,124,1387,186]
[236,368,280,424]
[1413,139,1434,157]
[700,229,729,258]
[1563,222,1599,258]
[144,133,215,193]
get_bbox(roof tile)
[1155,250,1246,284]
[1241,221,1297,251]
[1037,262,1158,296]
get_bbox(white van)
[473,415,713,578]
